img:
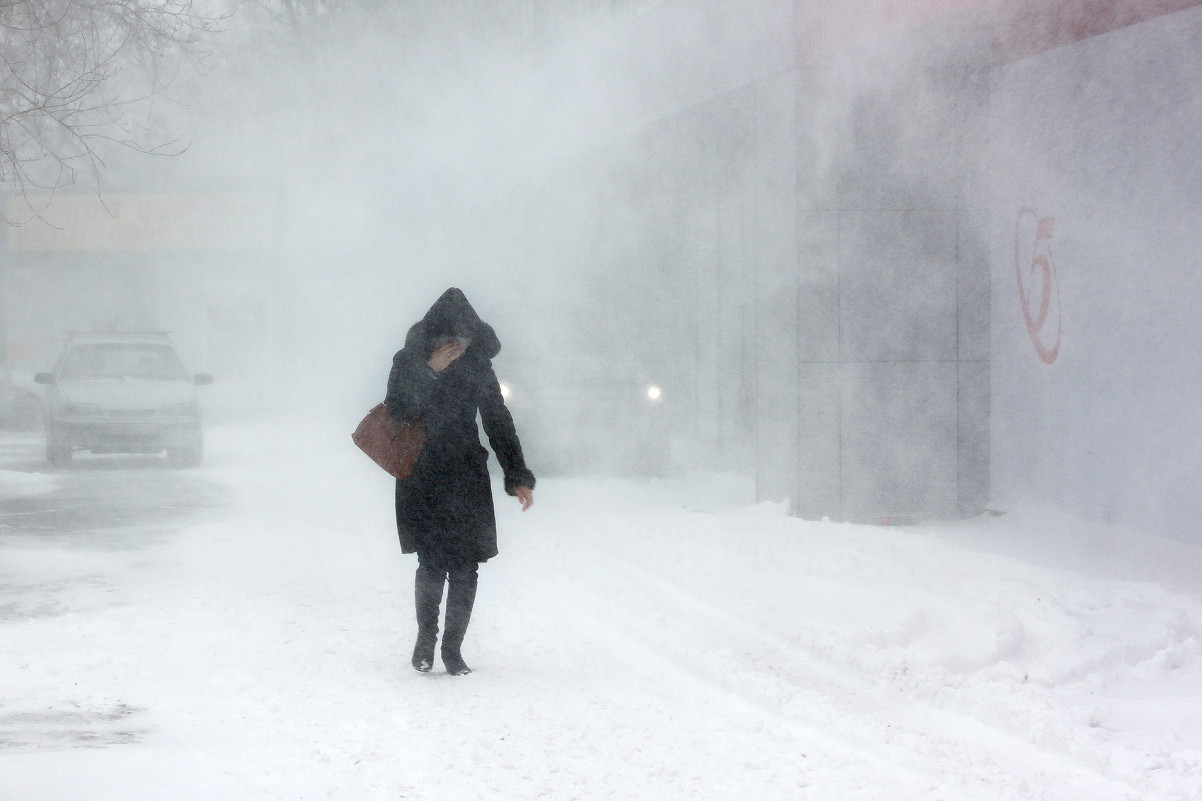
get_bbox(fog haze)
[5,0,1202,536]
[7,4,1202,797]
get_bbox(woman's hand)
[429,342,466,372]
[515,486,533,512]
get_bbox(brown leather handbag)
[352,403,426,479]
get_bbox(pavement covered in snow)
[2,420,1202,800]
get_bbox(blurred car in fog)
[497,356,670,477]
[0,363,43,431]
[35,333,213,467]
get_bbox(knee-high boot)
[441,564,478,676]
[412,563,445,672]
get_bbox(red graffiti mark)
[1014,207,1061,365]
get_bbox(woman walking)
[385,288,535,675]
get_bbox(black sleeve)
[478,363,536,496]
[384,348,439,423]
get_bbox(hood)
[406,288,501,360]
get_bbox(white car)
[35,333,212,467]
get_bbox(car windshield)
[60,343,189,381]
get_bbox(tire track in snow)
[0,702,147,751]
[516,545,963,799]
[553,539,1146,801]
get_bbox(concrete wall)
[588,0,1200,533]
[786,53,991,522]
[985,6,1202,541]
[575,0,992,521]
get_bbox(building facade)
[521,0,1202,534]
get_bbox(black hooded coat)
[385,289,535,565]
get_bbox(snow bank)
[2,419,1201,800]
[0,469,59,499]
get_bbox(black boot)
[441,563,478,676]
[412,563,444,672]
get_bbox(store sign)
[3,193,277,253]
[1014,206,1061,365]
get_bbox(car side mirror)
[34,372,55,386]
[194,373,214,386]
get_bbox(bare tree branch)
[0,0,219,214]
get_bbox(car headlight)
[161,403,199,417]
[60,403,102,416]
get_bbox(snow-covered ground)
[3,420,1202,800]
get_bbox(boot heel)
[442,647,472,676]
